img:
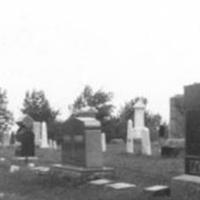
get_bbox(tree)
[70,85,114,121]
[0,88,13,141]
[145,111,162,141]
[21,90,59,122]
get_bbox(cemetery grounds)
[0,142,183,200]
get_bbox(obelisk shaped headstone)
[33,122,42,147]
[126,119,134,153]
[101,132,106,152]
[132,99,152,155]
[41,122,49,148]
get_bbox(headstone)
[171,83,200,200]
[89,178,112,185]
[106,182,136,189]
[9,165,20,173]
[61,116,103,168]
[110,138,124,144]
[158,124,167,146]
[101,132,106,152]
[131,99,152,155]
[169,95,185,138]
[41,122,49,148]
[184,84,200,175]
[33,122,42,147]
[144,185,170,197]
[126,119,134,153]
[52,108,114,180]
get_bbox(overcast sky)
[0,0,200,122]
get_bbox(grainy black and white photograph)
[0,0,200,199]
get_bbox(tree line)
[0,85,163,143]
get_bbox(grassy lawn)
[0,142,184,200]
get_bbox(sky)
[0,0,200,122]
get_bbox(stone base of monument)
[171,174,200,200]
[51,164,115,183]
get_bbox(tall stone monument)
[101,132,106,152]
[41,122,49,148]
[52,107,114,180]
[126,119,134,153]
[171,83,200,200]
[169,95,185,138]
[33,122,42,147]
[132,99,151,155]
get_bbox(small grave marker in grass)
[89,179,112,185]
[107,182,136,189]
[144,185,170,196]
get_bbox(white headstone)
[141,128,152,155]
[126,119,134,153]
[9,165,20,173]
[33,122,42,147]
[134,100,145,128]
[132,99,152,155]
[101,133,106,152]
[41,122,49,148]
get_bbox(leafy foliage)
[71,85,114,121]
[21,90,59,122]
[0,88,13,141]
[145,111,162,140]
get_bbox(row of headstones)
[32,122,57,149]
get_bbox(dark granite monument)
[184,84,200,175]
[171,83,200,200]
[52,107,114,181]
[61,116,103,168]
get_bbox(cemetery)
[0,83,200,200]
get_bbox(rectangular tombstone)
[61,117,103,168]
[169,95,185,138]
[33,122,42,147]
[184,84,200,176]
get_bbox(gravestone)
[41,122,49,148]
[171,83,200,200]
[101,132,106,152]
[33,122,42,147]
[169,95,185,138]
[61,116,103,167]
[52,108,114,180]
[126,119,134,153]
[131,99,152,155]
